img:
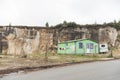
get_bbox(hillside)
[0,21,120,55]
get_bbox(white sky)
[0,0,120,26]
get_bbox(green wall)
[57,39,99,54]
[66,41,76,54]
[58,43,66,54]
[57,41,75,54]
[76,40,98,54]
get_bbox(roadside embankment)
[0,53,118,75]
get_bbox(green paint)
[57,39,99,54]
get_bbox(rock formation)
[99,27,118,46]
[4,27,41,55]
[0,25,119,55]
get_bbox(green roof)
[58,39,97,44]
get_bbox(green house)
[57,39,99,54]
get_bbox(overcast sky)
[0,0,120,26]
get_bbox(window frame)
[79,42,83,49]
[86,43,94,49]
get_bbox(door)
[86,43,90,53]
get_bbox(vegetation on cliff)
[54,20,120,30]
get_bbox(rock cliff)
[0,23,119,55]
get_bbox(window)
[62,48,64,50]
[66,42,68,46]
[87,43,94,49]
[101,45,105,47]
[59,48,64,50]
[87,43,90,49]
[79,43,83,48]
[59,48,61,50]
[90,43,94,49]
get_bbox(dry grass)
[28,53,111,63]
[0,53,115,72]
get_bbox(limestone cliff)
[0,23,119,55]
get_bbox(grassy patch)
[28,53,109,63]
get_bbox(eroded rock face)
[3,27,54,55]
[23,31,40,54]
[99,27,118,46]
[5,27,41,55]
[58,27,90,42]
[1,25,119,55]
